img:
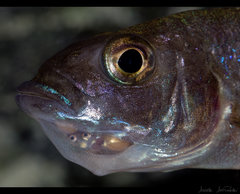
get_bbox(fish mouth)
[16,80,135,156]
[16,80,76,122]
[16,78,223,176]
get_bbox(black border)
[1,0,240,7]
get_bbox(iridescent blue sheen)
[221,57,224,63]
[38,84,72,106]
[110,117,130,126]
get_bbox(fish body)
[16,8,240,175]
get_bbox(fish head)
[16,22,221,175]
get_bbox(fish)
[16,8,240,176]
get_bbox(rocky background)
[1,7,240,188]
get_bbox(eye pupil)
[118,49,142,73]
[69,135,77,142]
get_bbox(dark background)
[1,7,240,189]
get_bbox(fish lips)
[16,80,76,121]
[16,80,135,155]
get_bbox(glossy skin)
[16,8,240,176]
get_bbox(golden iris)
[102,34,155,85]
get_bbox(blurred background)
[1,7,240,188]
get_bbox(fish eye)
[118,49,142,73]
[102,34,155,85]
[69,134,77,142]
[81,132,91,141]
